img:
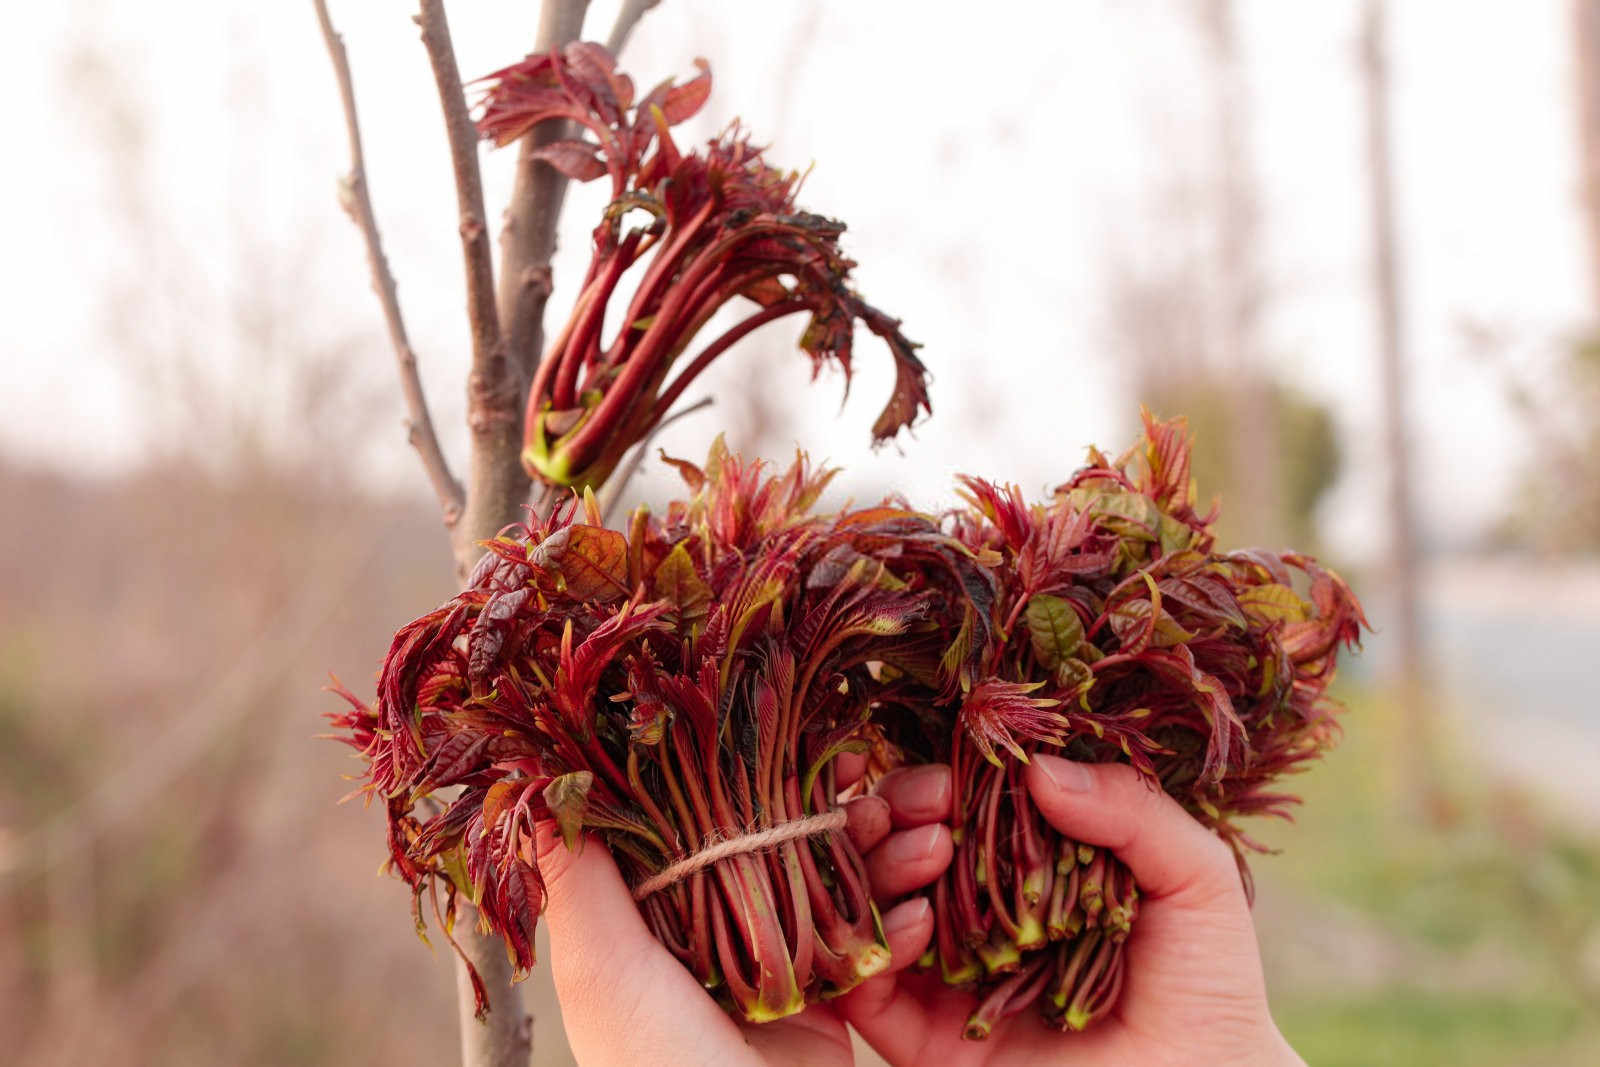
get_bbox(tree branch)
[418,0,505,421]
[314,0,464,526]
[415,0,531,581]
[321,3,670,1062]
[606,0,661,57]
[494,0,593,393]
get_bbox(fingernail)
[883,823,944,865]
[1034,753,1094,793]
[882,763,952,827]
[844,795,891,846]
[882,896,932,935]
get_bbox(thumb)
[533,820,661,988]
[533,821,749,1062]
[1024,755,1242,906]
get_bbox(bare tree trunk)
[320,3,673,1060]
[435,4,590,1063]
[1361,0,1428,794]
[493,1,593,401]
[1574,0,1600,313]
[453,943,532,1067]
[452,0,592,588]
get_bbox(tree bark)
[606,0,661,58]
[493,1,593,398]
[1574,0,1600,312]
[454,938,532,1067]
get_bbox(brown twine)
[630,809,848,901]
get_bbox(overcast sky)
[2,1,1585,563]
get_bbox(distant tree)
[1361,0,1433,807]
[1195,0,1282,549]
[1112,0,1342,552]
[1460,1,1600,553]
[1574,0,1600,314]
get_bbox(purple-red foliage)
[338,441,992,1021]
[334,36,1364,1039]
[885,411,1367,1036]
[475,44,928,490]
[335,415,1363,1038]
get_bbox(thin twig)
[606,0,661,57]
[599,396,713,526]
[418,0,505,405]
[314,0,464,525]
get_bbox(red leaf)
[530,524,630,601]
[957,679,1067,766]
[496,855,545,975]
[657,449,705,492]
[659,58,712,125]
[418,733,493,792]
[528,138,608,182]
[468,587,533,693]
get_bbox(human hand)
[533,755,952,1065]
[838,754,1305,1066]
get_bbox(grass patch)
[1253,685,1600,1064]
[1277,988,1584,1067]
[1256,686,1600,962]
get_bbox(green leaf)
[1053,657,1094,699]
[1025,594,1084,669]
[1061,488,1161,541]
[410,881,432,946]
[652,542,712,626]
[1157,513,1196,556]
[530,525,630,601]
[1237,583,1311,625]
[940,607,976,691]
[704,433,730,487]
[542,771,594,852]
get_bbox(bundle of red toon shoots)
[329,42,1364,1042]
[875,413,1366,1035]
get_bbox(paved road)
[1361,555,1600,823]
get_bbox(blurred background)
[3,1,1598,1064]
